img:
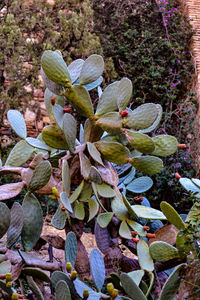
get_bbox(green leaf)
[41,50,71,86]
[90,248,105,291]
[186,201,200,226]
[95,183,116,198]
[139,104,162,133]
[127,270,144,286]
[65,85,94,118]
[26,137,52,151]
[96,112,123,134]
[131,156,163,175]
[88,198,99,222]
[122,129,155,154]
[7,110,27,139]
[159,264,186,300]
[51,204,67,229]
[42,125,69,150]
[21,192,43,251]
[87,142,104,166]
[117,77,133,111]
[131,205,166,220]
[79,54,104,84]
[65,232,77,268]
[79,152,91,179]
[126,219,146,237]
[149,241,180,262]
[5,140,34,166]
[97,212,113,228]
[55,280,71,300]
[119,220,132,239]
[95,81,119,116]
[74,202,85,220]
[63,113,77,153]
[95,141,130,164]
[160,201,186,230]
[137,239,154,272]
[68,58,84,83]
[151,135,178,156]
[69,181,84,203]
[126,176,153,193]
[60,192,73,213]
[0,203,10,239]
[7,202,24,248]
[124,103,158,130]
[28,161,52,192]
[0,261,11,274]
[62,160,71,196]
[120,273,147,300]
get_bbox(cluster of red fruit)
[131,226,156,243]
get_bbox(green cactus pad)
[95,81,119,116]
[74,202,85,220]
[96,112,123,134]
[191,178,200,189]
[131,155,163,175]
[186,201,200,226]
[119,220,132,239]
[79,152,91,179]
[60,192,73,213]
[160,201,186,230]
[62,160,71,196]
[126,219,146,237]
[44,88,65,120]
[127,270,144,286]
[122,130,155,154]
[5,140,34,166]
[63,113,77,153]
[55,280,71,300]
[122,193,138,218]
[176,231,191,255]
[120,273,147,300]
[74,278,99,299]
[7,202,24,248]
[126,176,153,193]
[159,263,186,300]
[26,137,52,151]
[22,268,50,282]
[117,77,133,111]
[28,161,51,192]
[97,212,113,228]
[139,104,162,134]
[87,142,104,166]
[84,118,103,143]
[79,182,93,202]
[95,183,116,198]
[179,177,200,197]
[151,135,178,156]
[83,76,103,91]
[68,58,84,83]
[42,125,69,150]
[0,260,11,274]
[95,141,130,164]
[51,204,67,230]
[137,239,154,272]
[88,198,99,222]
[0,182,25,201]
[0,203,10,239]
[21,192,43,251]
[51,271,76,297]
[7,109,27,139]
[41,50,71,87]
[53,104,64,129]
[26,275,44,300]
[69,180,84,203]
[130,205,166,220]
[89,166,103,184]
[65,231,77,268]
[123,167,136,185]
[111,198,129,221]
[123,103,158,130]
[65,85,94,118]
[41,68,63,95]
[149,241,180,262]
[90,248,105,292]
[79,54,104,85]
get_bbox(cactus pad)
[137,239,154,272]
[123,130,155,154]
[120,273,147,300]
[55,280,71,300]
[79,54,104,85]
[131,155,163,175]
[88,198,99,222]
[65,232,77,268]
[51,204,67,229]
[152,135,178,156]
[126,176,153,193]
[5,140,34,167]
[160,201,186,230]
[68,58,84,83]
[7,110,27,139]
[7,202,24,248]
[28,161,51,192]
[90,248,105,291]
[63,113,77,153]
[42,125,69,149]
[97,212,113,228]
[0,203,11,239]
[149,241,180,262]
[95,141,130,164]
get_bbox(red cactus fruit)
[50,97,56,105]
[131,231,138,237]
[146,233,156,238]
[119,187,123,192]
[132,238,139,243]
[178,144,186,149]
[63,107,72,113]
[61,206,66,211]
[175,172,181,179]
[143,226,150,231]
[121,110,128,117]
